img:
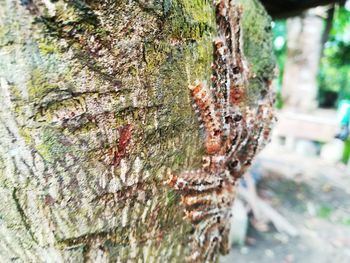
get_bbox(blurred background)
[222,1,350,262]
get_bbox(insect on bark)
[168,0,275,262]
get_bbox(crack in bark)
[34,89,125,111]
[57,220,183,249]
[12,187,39,245]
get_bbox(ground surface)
[221,143,350,263]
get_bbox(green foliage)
[272,20,287,82]
[340,217,350,226]
[318,4,350,107]
[272,20,287,108]
[317,206,333,219]
[343,139,350,163]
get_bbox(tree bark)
[0,0,275,262]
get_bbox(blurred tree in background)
[272,1,350,109]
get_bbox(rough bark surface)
[0,0,274,262]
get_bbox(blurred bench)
[274,110,339,142]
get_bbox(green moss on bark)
[239,0,276,98]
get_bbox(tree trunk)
[282,7,327,112]
[0,0,275,262]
